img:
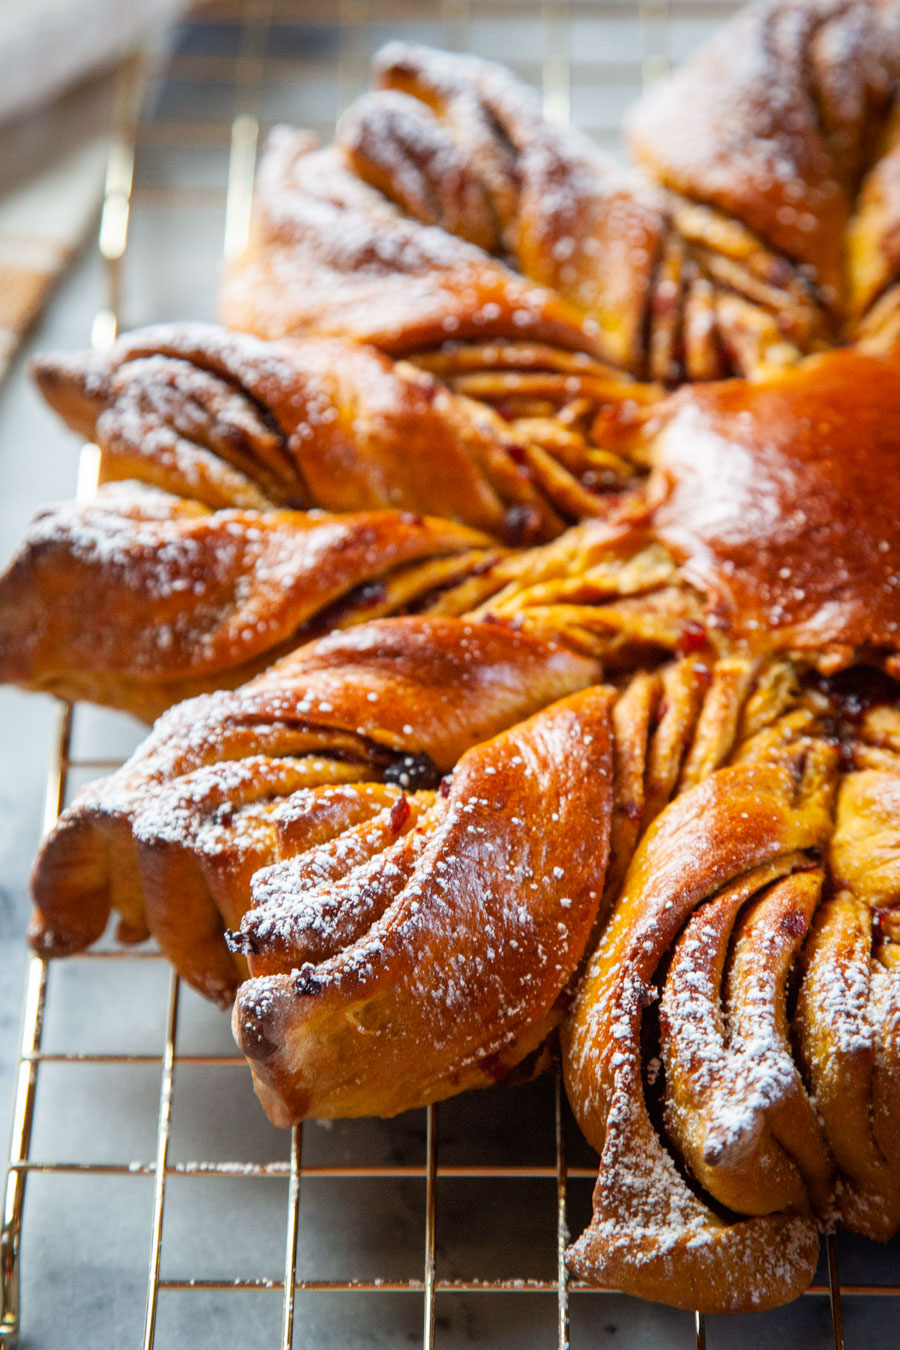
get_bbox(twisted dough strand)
[29,617,598,1004]
[32,323,656,543]
[223,5,900,379]
[563,735,837,1313]
[233,684,616,1122]
[0,482,503,720]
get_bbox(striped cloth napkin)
[0,0,192,382]
[0,133,108,382]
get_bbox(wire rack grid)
[2,2,899,1347]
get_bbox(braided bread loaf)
[628,0,900,353]
[565,712,835,1312]
[8,0,900,1318]
[0,483,502,719]
[29,619,900,1311]
[29,617,597,1005]
[0,487,701,720]
[223,1,900,381]
[233,682,616,1123]
[31,321,654,545]
[19,327,900,719]
[564,667,900,1309]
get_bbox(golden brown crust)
[223,65,672,376]
[219,131,605,360]
[25,327,900,708]
[219,7,900,377]
[848,101,900,316]
[24,597,900,1306]
[0,483,502,720]
[628,0,900,308]
[561,666,900,1310]
[647,348,900,669]
[564,739,836,1306]
[469,346,900,674]
[33,323,661,544]
[794,769,900,1237]
[28,617,599,1003]
[662,868,833,1218]
[233,684,616,1122]
[0,482,690,724]
[368,44,668,373]
[628,0,900,350]
[563,738,837,1313]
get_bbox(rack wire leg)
[423,1104,438,1350]
[0,960,49,1347]
[554,1055,570,1350]
[141,972,181,1350]
[826,1234,845,1350]
[281,1124,303,1350]
[1,696,71,1346]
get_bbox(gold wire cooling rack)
[2,2,900,1346]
